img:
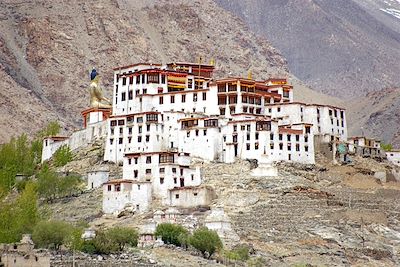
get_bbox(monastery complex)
[43,61,352,215]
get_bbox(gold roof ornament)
[248,70,252,80]
[210,58,215,66]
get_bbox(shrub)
[79,227,139,255]
[381,143,393,152]
[189,227,223,259]
[154,223,188,246]
[224,245,250,261]
[53,145,73,167]
[107,227,138,250]
[32,220,74,250]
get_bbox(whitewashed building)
[386,150,400,166]
[97,61,348,214]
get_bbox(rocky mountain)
[0,0,289,143]
[215,0,400,98]
[346,87,400,147]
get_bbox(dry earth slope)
[0,0,296,143]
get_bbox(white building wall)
[386,151,400,166]
[87,170,109,190]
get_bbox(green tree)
[37,164,58,201]
[107,227,138,250]
[381,143,393,152]
[53,145,73,167]
[155,223,189,246]
[189,227,223,259]
[32,220,74,250]
[0,182,39,243]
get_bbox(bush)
[32,220,74,250]
[224,245,250,261]
[155,223,188,246]
[37,164,82,201]
[189,227,223,259]
[381,143,393,152]
[53,145,73,167]
[79,227,138,255]
[107,227,138,250]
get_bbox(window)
[171,95,175,103]
[188,79,193,89]
[141,74,145,84]
[247,133,250,141]
[287,135,291,141]
[279,134,283,140]
[108,185,112,191]
[233,125,237,132]
[147,124,151,131]
[305,136,308,143]
[119,138,123,144]
[146,135,150,142]
[296,144,300,151]
[195,129,199,136]
[160,177,164,184]
[121,92,126,101]
[128,90,133,100]
[129,76,134,84]
[305,146,309,152]
[246,143,250,150]
[255,132,259,140]
[187,131,190,137]
[202,92,207,100]
[146,156,151,164]
[203,129,207,135]
[138,136,142,142]
[256,121,271,131]
[110,120,117,127]
[148,73,159,83]
[180,168,184,176]
[172,167,176,173]
[134,157,138,164]
[204,119,218,127]
[159,96,163,104]
[138,126,142,133]
[161,74,166,84]
[136,75,140,84]
[174,178,177,184]
[193,93,198,102]
[279,143,283,150]
[119,127,123,134]
[146,114,158,122]
[175,194,179,199]
[145,169,151,174]
[110,138,114,145]
[182,94,186,102]
[134,170,138,178]
[247,125,251,131]
[118,120,124,126]
[160,168,165,173]
[143,88,147,94]
[296,135,300,142]
[270,133,274,140]
[255,143,259,150]
[122,77,127,85]
[137,117,143,123]
[277,107,281,112]
[158,153,174,164]
[305,127,311,134]
[241,125,245,131]
[329,110,333,116]
[270,143,274,150]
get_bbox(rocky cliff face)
[215,0,400,98]
[0,0,288,142]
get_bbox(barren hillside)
[216,0,400,98]
[0,0,291,142]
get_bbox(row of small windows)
[120,74,167,86]
[159,92,206,104]
[244,143,309,152]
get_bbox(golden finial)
[210,58,215,66]
[247,70,252,80]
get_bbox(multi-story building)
[99,61,348,214]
